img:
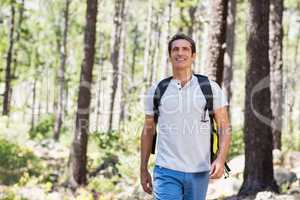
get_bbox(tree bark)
[12,0,25,78]
[95,33,104,132]
[30,76,37,131]
[54,0,70,141]
[162,1,172,78]
[204,0,228,85]
[69,0,98,187]
[108,0,125,131]
[149,12,161,85]
[130,24,139,82]
[238,0,279,196]
[119,0,127,125]
[222,0,236,108]
[143,0,153,84]
[3,2,15,116]
[269,0,284,150]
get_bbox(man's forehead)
[171,39,192,48]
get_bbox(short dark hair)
[168,33,196,56]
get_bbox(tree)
[108,0,126,131]
[53,0,70,141]
[69,0,98,187]
[204,0,228,85]
[223,0,236,108]
[238,0,279,196]
[143,0,153,85]
[269,0,284,150]
[3,1,15,116]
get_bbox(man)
[140,33,231,200]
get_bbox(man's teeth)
[177,58,185,61]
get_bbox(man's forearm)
[140,123,155,170]
[217,125,231,163]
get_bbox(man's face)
[169,39,196,70]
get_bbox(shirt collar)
[171,74,197,88]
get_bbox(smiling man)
[140,33,231,200]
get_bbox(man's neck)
[172,69,193,87]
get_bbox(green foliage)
[228,128,244,160]
[0,137,42,185]
[28,114,55,140]
[90,130,124,152]
[87,176,119,194]
[28,114,67,140]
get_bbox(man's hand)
[140,168,153,194]
[209,158,225,179]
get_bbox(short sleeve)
[209,80,228,111]
[144,84,157,116]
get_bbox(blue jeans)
[153,165,209,200]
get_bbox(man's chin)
[173,64,189,69]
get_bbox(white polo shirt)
[144,75,228,173]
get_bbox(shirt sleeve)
[209,80,229,111]
[144,84,157,116]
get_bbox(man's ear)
[192,53,196,61]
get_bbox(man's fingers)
[142,182,152,194]
[209,163,216,176]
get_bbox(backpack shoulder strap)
[194,74,231,177]
[194,74,213,115]
[151,76,172,154]
[153,76,173,123]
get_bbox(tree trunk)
[3,2,15,116]
[162,1,172,78]
[143,0,153,84]
[130,24,139,82]
[287,29,299,135]
[108,0,125,131]
[149,12,161,85]
[69,0,98,187]
[222,0,236,108]
[238,0,279,196]
[30,76,37,130]
[95,34,104,132]
[119,1,127,125]
[53,0,70,141]
[204,0,228,85]
[269,0,284,150]
[12,0,25,78]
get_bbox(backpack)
[151,74,231,178]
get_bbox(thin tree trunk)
[30,76,37,130]
[95,34,104,132]
[3,2,15,116]
[46,65,50,113]
[119,0,127,125]
[238,0,279,196]
[149,12,161,85]
[204,0,228,85]
[188,5,197,36]
[54,0,70,141]
[162,1,172,78]
[287,30,299,135]
[130,24,139,82]
[69,0,98,187]
[108,0,125,131]
[223,0,236,108]
[269,0,284,150]
[12,0,25,78]
[143,0,153,84]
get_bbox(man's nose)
[177,48,184,55]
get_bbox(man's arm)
[140,115,156,194]
[209,106,231,179]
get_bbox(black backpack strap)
[194,74,231,177]
[194,74,215,158]
[151,76,173,154]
